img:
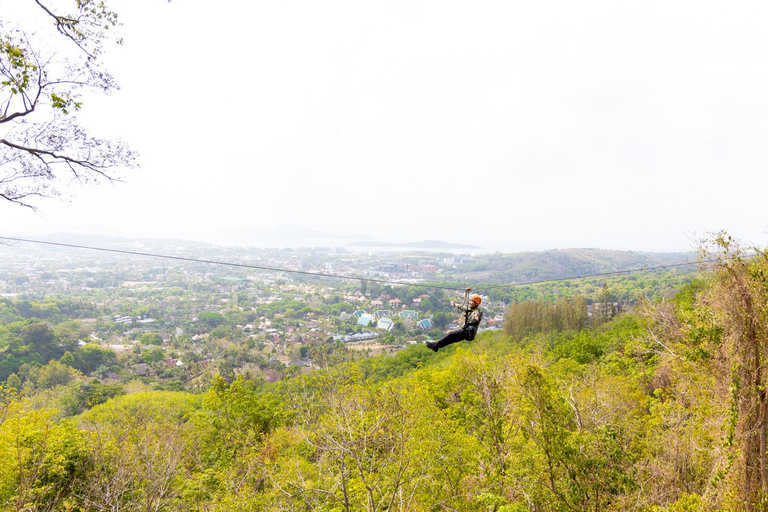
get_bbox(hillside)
[0,277,737,510]
[460,248,696,283]
[3,236,767,510]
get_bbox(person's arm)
[450,300,468,312]
[450,288,472,311]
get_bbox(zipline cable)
[1,236,701,294]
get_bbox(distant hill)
[460,248,697,284]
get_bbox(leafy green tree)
[4,373,21,391]
[73,344,117,375]
[141,331,163,346]
[75,380,125,410]
[432,311,451,329]
[278,363,461,511]
[0,396,89,510]
[77,391,201,511]
[53,321,88,343]
[198,312,226,329]
[22,321,63,359]
[36,359,77,389]
[0,320,74,381]
[505,295,588,342]
[143,346,165,363]
[554,330,603,363]
[59,351,76,368]
[452,352,518,499]
[516,364,637,510]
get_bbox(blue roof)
[357,314,375,326]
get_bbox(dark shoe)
[425,341,438,352]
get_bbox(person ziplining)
[426,288,483,352]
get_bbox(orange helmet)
[470,295,482,305]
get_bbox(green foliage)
[277,362,465,511]
[0,392,89,511]
[0,298,100,324]
[80,390,201,426]
[505,295,588,342]
[4,236,768,509]
[0,320,77,382]
[143,346,165,363]
[71,380,123,411]
[70,343,117,376]
[198,312,226,328]
[553,330,603,363]
[141,331,163,345]
[76,391,202,510]
[204,375,284,438]
[357,343,434,381]
[36,360,78,389]
[480,267,696,306]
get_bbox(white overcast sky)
[2,0,768,252]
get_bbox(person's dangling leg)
[426,329,468,352]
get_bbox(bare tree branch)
[0,1,135,208]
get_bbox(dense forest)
[1,234,767,510]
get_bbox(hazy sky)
[3,0,768,252]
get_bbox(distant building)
[357,314,375,326]
[399,310,418,320]
[377,318,394,331]
[333,332,380,343]
[417,318,433,330]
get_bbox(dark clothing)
[434,328,471,349]
[459,306,483,331]
[434,305,483,350]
